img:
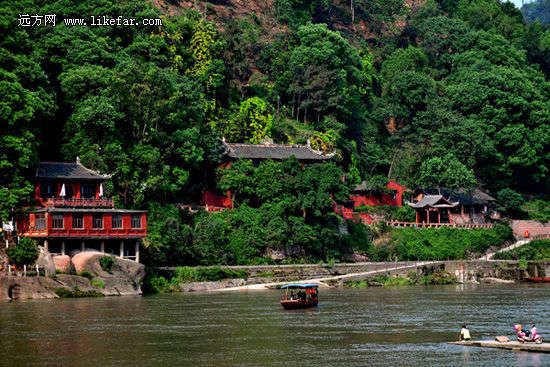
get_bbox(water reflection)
[0,284,548,366]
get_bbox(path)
[212,261,440,292]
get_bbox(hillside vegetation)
[2,0,549,264]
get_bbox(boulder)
[481,277,515,284]
[36,252,56,275]
[52,255,72,273]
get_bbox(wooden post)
[44,239,49,252]
[438,211,441,224]
[426,210,430,224]
[61,241,65,256]
[120,240,124,259]
[135,241,140,263]
[100,241,105,253]
[81,241,85,252]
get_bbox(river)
[0,284,548,366]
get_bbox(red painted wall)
[201,191,233,209]
[351,180,404,208]
[21,212,147,238]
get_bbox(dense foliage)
[2,0,549,265]
[7,238,39,267]
[386,224,513,261]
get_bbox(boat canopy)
[281,284,319,289]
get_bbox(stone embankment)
[0,251,145,301]
[161,260,550,292]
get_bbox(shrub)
[79,270,93,279]
[173,266,248,283]
[7,238,39,267]
[91,278,105,288]
[100,256,115,273]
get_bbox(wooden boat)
[280,284,319,309]
[525,277,550,283]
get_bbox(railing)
[383,221,494,229]
[176,204,229,212]
[46,197,114,208]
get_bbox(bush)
[99,256,115,273]
[55,287,104,298]
[91,278,105,288]
[493,240,550,261]
[7,238,39,267]
[388,224,513,261]
[79,270,93,279]
[173,266,248,283]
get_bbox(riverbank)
[146,260,550,293]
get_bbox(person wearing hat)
[459,325,471,341]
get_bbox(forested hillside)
[2,0,549,265]
[522,0,550,24]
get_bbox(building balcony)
[44,197,114,208]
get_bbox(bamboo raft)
[449,340,550,353]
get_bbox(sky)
[508,0,536,9]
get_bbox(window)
[131,215,141,229]
[81,184,95,198]
[40,182,54,198]
[65,185,73,198]
[92,215,103,229]
[72,214,83,229]
[35,215,46,230]
[52,215,64,229]
[112,215,123,229]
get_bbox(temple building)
[196,140,334,211]
[17,159,146,262]
[408,188,498,225]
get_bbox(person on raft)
[459,325,471,341]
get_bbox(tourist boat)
[525,277,550,283]
[280,284,319,309]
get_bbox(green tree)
[7,238,39,267]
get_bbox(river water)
[0,284,549,366]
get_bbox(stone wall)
[510,220,550,239]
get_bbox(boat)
[525,277,550,283]
[280,284,319,309]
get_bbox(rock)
[0,276,59,300]
[495,336,510,343]
[481,277,515,284]
[36,252,56,275]
[180,279,246,292]
[0,253,145,301]
[52,255,72,273]
[368,281,384,287]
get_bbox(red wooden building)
[18,159,146,262]
[334,180,406,223]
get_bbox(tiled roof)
[36,161,110,180]
[408,195,459,209]
[422,188,495,204]
[224,142,334,161]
